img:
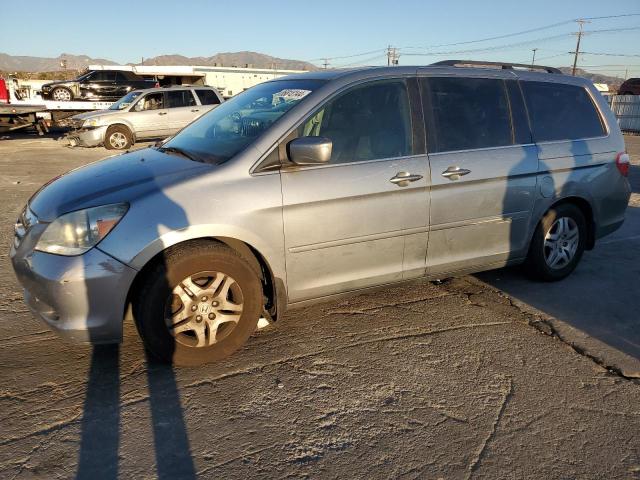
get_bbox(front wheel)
[133,242,262,366]
[51,87,73,101]
[104,125,132,150]
[524,203,586,281]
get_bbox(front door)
[128,92,169,138]
[280,79,429,303]
[80,71,118,99]
[420,75,538,276]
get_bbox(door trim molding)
[288,225,430,253]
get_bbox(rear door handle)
[191,109,200,112]
[390,171,423,187]
[441,166,471,180]
[158,111,167,115]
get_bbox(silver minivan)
[67,86,223,150]
[11,61,632,365]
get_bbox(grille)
[14,207,37,249]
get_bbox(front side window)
[166,90,197,108]
[89,71,116,82]
[162,79,324,164]
[521,81,606,142]
[134,92,164,111]
[298,80,412,164]
[421,77,512,153]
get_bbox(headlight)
[35,203,128,256]
[83,118,100,128]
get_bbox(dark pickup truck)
[40,70,157,102]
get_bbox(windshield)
[76,71,93,81]
[109,91,143,110]
[161,79,325,164]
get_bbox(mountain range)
[0,51,318,72]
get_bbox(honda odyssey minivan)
[11,61,632,365]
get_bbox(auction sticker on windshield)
[272,89,312,102]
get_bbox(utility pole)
[387,46,400,66]
[531,48,538,68]
[322,58,329,69]
[571,19,590,76]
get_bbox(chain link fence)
[606,95,640,134]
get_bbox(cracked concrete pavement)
[0,133,639,479]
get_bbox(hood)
[72,109,124,121]
[29,148,212,222]
[42,80,74,88]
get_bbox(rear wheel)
[133,242,262,366]
[51,87,73,101]
[525,203,586,281]
[104,125,132,150]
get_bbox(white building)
[89,64,308,97]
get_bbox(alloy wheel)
[109,132,127,149]
[543,217,579,269]
[165,271,244,348]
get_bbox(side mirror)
[288,136,332,165]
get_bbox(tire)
[104,125,133,150]
[132,241,263,366]
[524,203,587,281]
[620,91,634,96]
[51,87,73,101]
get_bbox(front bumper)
[10,243,137,344]
[66,125,107,148]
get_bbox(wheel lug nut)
[201,296,208,301]
[212,301,219,307]
[208,313,215,320]
[191,305,197,311]
[196,315,202,322]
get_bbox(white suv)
[67,86,224,150]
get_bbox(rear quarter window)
[521,81,606,142]
[195,89,221,105]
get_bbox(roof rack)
[431,60,562,74]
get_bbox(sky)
[2,0,640,77]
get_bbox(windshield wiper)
[158,146,199,162]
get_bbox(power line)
[402,32,571,56]
[580,51,640,57]
[308,14,640,67]
[401,13,640,50]
[333,54,388,68]
[307,49,385,62]
[401,20,573,49]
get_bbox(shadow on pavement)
[478,205,640,361]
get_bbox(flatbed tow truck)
[0,78,112,134]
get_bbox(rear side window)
[166,90,197,108]
[195,89,221,105]
[521,81,605,142]
[421,77,512,153]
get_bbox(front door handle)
[191,109,200,112]
[158,111,167,115]
[390,171,423,187]
[441,166,471,180]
